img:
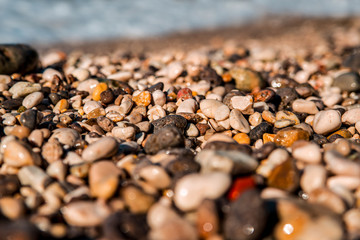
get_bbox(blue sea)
[1,0,360,44]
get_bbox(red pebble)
[177,88,193,101]
[227,176,256,201]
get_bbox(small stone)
[324,150,360,177]
[87,107,106,119]
[300,164,327,193]
[274,127,310,147]
[196,199,219,238]
[43,68,62,81]
[200,99,230,121]
[0,197,25,220]
[233,133,251,144]
[292,141,322,163]
[344,209,360,238]
[18,166,52,193]
[112,126,136,141]
[0,44,39,74]
[292,99,318,114]
[133,91,152,107]
[249,122,273,143]
[177,88,193,101]
[120,185,155,214]
[41,140,63,164]
[92,82,108,101]
[100,89,115,104]
[53,99,69,113]
[22,92,44,109]
[97,116,115,132]
[89,161,121,199]
[275,110,300,125]
[174,172,231,211]
[20,109,38,130]
[82,137,118,162]
[342,108,360,125]
[72,68,90,81]
[0,175,20,197]
[152,89,166,106]
[185,123,199,137]
[308,188,346,214]
[151,115,187,133]
[262,110,276,124]
[229,109,250,133]
[145,126,185,154]
[138,165,171,189]
[62,201,111,227]
[327,129,352,139]
[83,100,102,114]
[333,72,360,92]
[274,119,295,128]
[46,160,67,181]
[49,128,80,147]
[3,141,37,167]
[268,158,299,192]
[252,89,275,102]
[229,68,265,92]
[248,112,262,127]
[147,105,166,121]
[9,82,41,99]
[231,95,253,114]
[276,87,299,110]
[176,98,197,114]
[2,98,23,110]
[224,190,268,240]
[195,150,258,175]
[108,71,132,81]
[10,126,31,140]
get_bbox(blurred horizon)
[1,0,360,44]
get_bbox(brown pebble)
[274,127,310,147]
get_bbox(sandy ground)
[35,16,360,56]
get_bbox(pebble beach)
[1,17,360,240]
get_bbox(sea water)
[1,0,360,44]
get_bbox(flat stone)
[333,72,360,92]
[9,82,41,99]
[229,109,250,133]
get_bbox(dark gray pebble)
[151,115,187,133]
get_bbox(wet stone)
[100,89,115,104]
[144,125,185,155]
[276,87,299,110]
[20,109,38,130]
[249,122,273,143]
[267,158,300,192]
[273,127,310,147]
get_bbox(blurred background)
[1,0,360,45]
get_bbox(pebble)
[108,71,132,81]
[138,165,171,189]
[71,68,90,81]
[195,150,258,175]
[82,137,118,162]
[174,172,231,211]
[83,100,102,114]
[229,67,265,92]
[22,92,44,109]
[62,201,111,227]
[233,132,251,144]
[100,89,115,104]
[133,91,152,107]
[152,89,166,106]
[18,166,51,193]
[9,81,41,99]
[120,185,155,214]
[176,98,197,114]
[229,109,250,133]
[46,160,66,181]
[344,209,360,238]
[249,122,272,143]
[151,115,187,133]
[10,125,31,140]
[0,175,20,197]
[41,140,63,164]
[0,44,39,74]
[333,72,360,92]
[274,127,310,147]
[224,190,268,240]
[89,161,121,199]
[324,150,360,177]
[308,187,346,214]
[267,158,300,192]
[3,140,38,167]
[200,99,230,121]
[231,95,254,114]
[76,79,99,94]
[43,68,62,81]
[342,108,360,125]
[111,126,136,140]
[185,123,199,137]
[49,128,80,147]
[248,112,262,127]
[144,126,185,154]
[312,110,342,135]
[300,164,327,193]
[0,197,25,220]
[92,82,108,101]
[292,99,318,114]
[292,141,322,163]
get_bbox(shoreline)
[35,16,360,55]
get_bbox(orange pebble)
[222,72,232,83]
[133,91,152,107]
[263,133,275,144]
[233,133,251,144]
[92,82,108,101]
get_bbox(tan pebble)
[248,112,262,127]
[83,100,102,114]
[119,95,134,114]
[334,138,351,156]
[0,197,25,220]
[200,99,230,121]
[229,109,250,133]
[308,188,346,214]
[300,164,327,193]
[43,68,62,81]
[152,90,166,106]
[313,110,341,135]
[28,129,44,147]
[147,105,166,121]
[344,209,360,237]
[87,107,106,119]
[176,98,197,114]
[231,95,253,114]
[292,141,322,164]
[108,71,132,81]
[42,140,63,164]
[72,68,90,81]
[46,160,67,181]
[139,165,171,189]
[121,185,155,213]
[50,128,80,147]
[275,111,300,124]
[8,82,41,99]
[18,166,52,193]
[22,91,44,109]
[111,126,136,140]
[262,110,276,124]
[174,172,231,211]
[2,114,16,126]
[82,137,118,162]
[327,176,360,190]
[3,140,37,167]
[62,201,111,227]
[292,99,318,114]
[186,123,199,137]
[324,150,360,177]
[53,99,69,113]
[10,126,31,139]
[274,119,296,128]
[89,161,121,199]
[342,108,360,125]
